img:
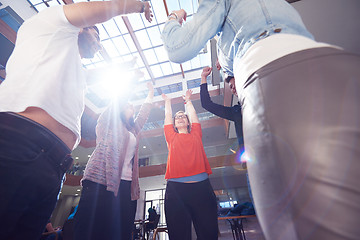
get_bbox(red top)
[164,123,212,179]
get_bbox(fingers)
[146,81,154,91]
[216,59,221,70]
[144,2,153,23]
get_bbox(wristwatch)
[167,12,178,21]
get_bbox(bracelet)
[140,2,145,13]
[167,12,178,21]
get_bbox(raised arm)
[200,66,238,121]
[183,89,199,124]
[64,0,152,29]
[161,0,227,63]
[162,93,172,125]
[134,82,154,132]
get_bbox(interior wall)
[293,0,360,54]
[51,196,80,227]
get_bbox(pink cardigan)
[82,102,152,199]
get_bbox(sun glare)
[100,68,135,99]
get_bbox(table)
[218,215,256,240]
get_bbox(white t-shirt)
[234,34,341,96]
[121,132,137,181]
[0,6,85,147]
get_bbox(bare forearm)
[185,100,199,123]
[164,99,172,125]
[64,1,143,28]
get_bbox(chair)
[153,227,168,240]
[144,214,160,240]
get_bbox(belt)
[0,112,73,173]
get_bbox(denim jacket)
[161,0,313,76]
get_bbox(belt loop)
[60,154,73,173]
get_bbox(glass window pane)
[143,49,158,65]
[165,0,180,12]
[153,46,168,63]
[123,34,137,52]
[128,13,145,31]
[146,26,162,46]
[151,0,168,24]
[102,19,121,38]
[101,40,120,58]
[160,62,173,76]
[98,24,109,40]
[150,64,163,78]
[114,16,129,34]
[179,0,194,15]
[112,36,131,55]
[135,30,152,50]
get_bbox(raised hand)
[201,66,212,79]
[147,81,154,92]
[162,93,170,101]
[183,89,192,102]
[172,9,187,25]
[215,59,221,70]
[142,1,153,23]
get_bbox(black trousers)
[74,180,137,240]
[165,179,218,240]
[237,47,360,239]
[0,112,72,240]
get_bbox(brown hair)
[173,111,191,133]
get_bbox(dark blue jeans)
[0,112,72,240]
[74,180,137,240]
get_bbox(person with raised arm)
[162,90,218,240]
[161,1,360,239]
[0,1,152,239]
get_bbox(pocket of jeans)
[0,138,42,164]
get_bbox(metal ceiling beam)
[122,16,155,83]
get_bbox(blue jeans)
[0,112,72,240]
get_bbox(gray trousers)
[237,47,360,240]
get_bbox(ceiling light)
[75,157,79,159]
[143,146,146,149]
[88,155,91,158]
[77,189,81,192]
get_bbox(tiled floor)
[218,217,265,240]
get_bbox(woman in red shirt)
[162,90,218,240]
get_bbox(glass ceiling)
[26,0,212,112]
